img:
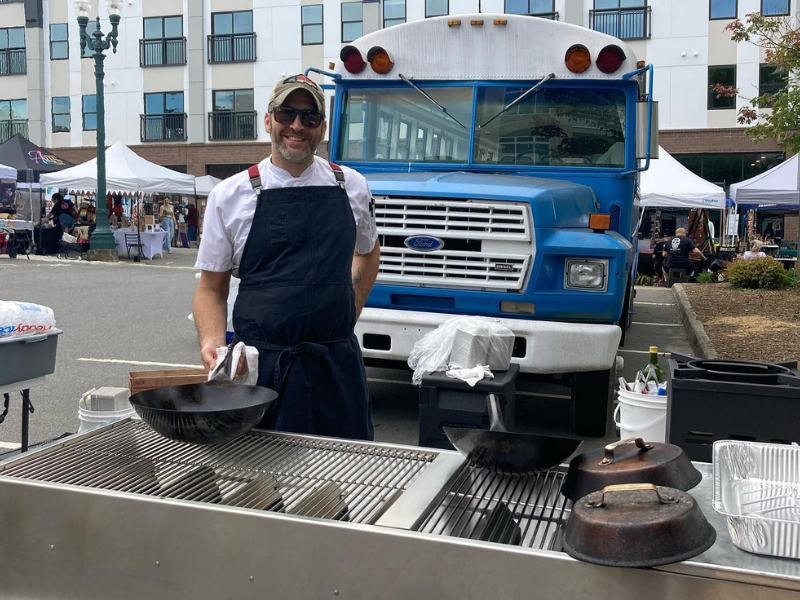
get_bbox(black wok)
[129,380,278,445]
[443,394,582,473]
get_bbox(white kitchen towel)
[208,341,259,385]
[445,365,494,387]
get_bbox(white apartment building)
[0,0,791,183]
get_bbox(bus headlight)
[565,259,608,291]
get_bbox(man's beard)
[273,135,317,164]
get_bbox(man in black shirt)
[49,193,78,231]
[663,227,705,277]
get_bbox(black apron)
[232,162,374,441]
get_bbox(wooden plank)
[129,368,207,395]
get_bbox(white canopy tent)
[195,175,222,197]
[729,153,800,207]
[0,162,16,179]
[40,141,195,195]
[639,147,726,209]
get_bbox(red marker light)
[596,45,626,74]
[367,46,394,75]
[340,45,366,74]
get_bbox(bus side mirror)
[636,100,659,161]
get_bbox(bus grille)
[375,198,532,291]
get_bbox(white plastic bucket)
[78,405,137,433]
[614,386,667,443]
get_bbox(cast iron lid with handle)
[680,358,798,386]
[560,438,702,501]
[562,483,716,568]
[443,394,582,473]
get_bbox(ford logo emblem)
[404,235,445,252]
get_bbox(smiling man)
[192,74,381,440]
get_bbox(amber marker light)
[589,213,611,232]
[340,45,367,74]
[470,19,484,26]
[447,19,462,27]
[367,46,394,74]
[565,44,591,74]
[596,45,626,74]
[493,18,508,25]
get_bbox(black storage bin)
[0,329,62,387]
[419,363,519,450]
[666,353,800,462]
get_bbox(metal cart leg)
[21,388,32,452]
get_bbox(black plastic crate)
[418,364,519,450]
[666,354,800,462]
[0,329,62,387]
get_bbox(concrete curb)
[671,283,717,359]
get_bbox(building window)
[761,0,789,16]
[50,24,69,60]
[759,64,787,107]
[209,11,255,63]
[209,89,256,140]
[342,3,363,43]
[140,16,185,67]
[709,0,736,19]
[141,92,186,141]
[426,0,448,18]
[384,0,406,28]
[0,27,26,75]
[590,0,650,40]
[0,99,27,143]
[302,5,323,45]
[52,96,70,133]
[505,0,556,18]
[82,95,97,130]
[708,65,736,110]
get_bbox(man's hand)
[200,337,226,372]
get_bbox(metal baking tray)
[712,440,800,560]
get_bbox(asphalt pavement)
[0,248,693,455]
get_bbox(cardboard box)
[129,368,207,396]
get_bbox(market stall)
[40,142,195,260]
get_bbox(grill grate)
[416,464,572,550]
[1,421,436,524]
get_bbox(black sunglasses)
[272,106,323,128]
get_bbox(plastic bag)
[408,316,515,385]
[0,301,57,338]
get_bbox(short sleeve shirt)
[666,236,695,264]
[196,155,378,274]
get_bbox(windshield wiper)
[398,73,468,129]
[477,73,556,130]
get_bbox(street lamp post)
[74,0,122,262]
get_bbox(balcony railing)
[0,120,28,143]
[140,113,187,142]
[208,111,257,140]
[589,6,651,40]
[207,33,256,63]
[0,49,26,76]
[139,37,187,67]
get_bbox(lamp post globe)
[73,0,121,261]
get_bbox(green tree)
[714,13,800,153]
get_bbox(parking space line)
[0,441,21,449]
[636,302,676,306]
[632,322,683,327]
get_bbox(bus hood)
[363,171,597,229]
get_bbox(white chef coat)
[196,155,377,274]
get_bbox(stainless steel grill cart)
[1,419,799,599]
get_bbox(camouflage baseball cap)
[269,74,325,112]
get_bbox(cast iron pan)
[129,380,278,445]
[443,394,582,473]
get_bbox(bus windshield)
[336,84,627,168]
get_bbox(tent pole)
[796,154,800,273]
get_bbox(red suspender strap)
[328,161,346,189]
[247,165,262,192]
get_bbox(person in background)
[651,235,669,285]
[186,202,198,245]
[663,227,706,279]
[742,240,767,260]
[49,192,78,232]
[192,74,380,441]
[764,221,774,239]
[159,197,176,254]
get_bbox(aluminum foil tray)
[712,440,800,560]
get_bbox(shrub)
[696,271,714,284]
[725,258,791,289]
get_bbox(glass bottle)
[642,346,665,384]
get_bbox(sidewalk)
[1,245,200,269]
